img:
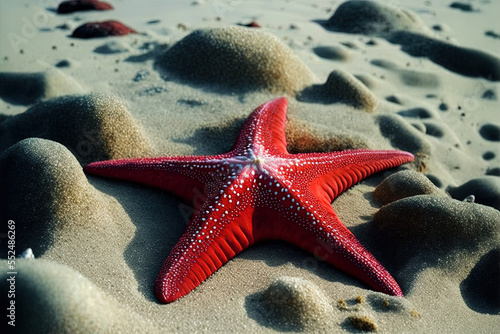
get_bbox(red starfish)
[85,98,414,303]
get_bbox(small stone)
[355,295,365,304]
[348,314,378,332]
[133,70,150,82]
[337,299,348,310]
[463,195,475,203]
[141,86,167,95]
[19,248,35,259]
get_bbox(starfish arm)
[84,155,231,203]
[156,172,258,303]
[256,188,403,296]
[232,97,289,155]
[302,210,403,296]
[304,204,403,296]
[298,149,414,205]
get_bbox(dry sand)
[1,0,499,333]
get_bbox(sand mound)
[94,40,131,54]
[324,0,428,35]
[252,276,332,331]
[398,69,440,88]
[371,59,440,88]
[297,69,377,111]
[0,138,126,255]
[0,93,152,164]
[353,74,380,90]
[0,259,153,333]
[0,69,85,105]
[155,27,316,94]
[374,170,447,204]
[460,248,500,314]
[387,32,500,81]
[370,59,398,70]
[322,2,500,81]
[447,177,500,210]
[449,2,476,12]
[421,120,461,146]
[377,114,432,155]
[286,118,370,153]
[374,195,500,247]
[313,45,351,61]
[347,313,378,331]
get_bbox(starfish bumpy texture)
[85,98,414,303]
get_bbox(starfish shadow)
[349,222,414,293]
[242,238,383,332]
[354,218,496,297]
[89,177,187,303]
[240,240,373,289]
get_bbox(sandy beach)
[1,0,499,332]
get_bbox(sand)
[1,0,499,333]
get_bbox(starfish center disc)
[237,149,267,170]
